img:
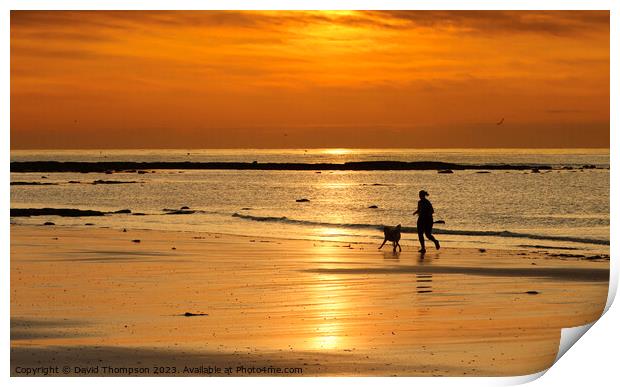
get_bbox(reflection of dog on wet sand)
[378,224,402,252]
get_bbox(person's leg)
[417,222,426,252]
[424,225,440,250]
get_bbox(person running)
[413,190,440,253]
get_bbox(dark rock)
[180,206,190,210]
[122,228,127,232]
[240,207,252,210]
[137,170,148,174]
[438,169,453,174]
[43,221,55,226]
[531,168,540,173]
[581,164,596,169]
[476,171,490,174]
[479,249,486,253]
[368,205,379,209]
[586,255,609,260]
[92,180,138,185]
[183,312,208,317]
[11,182,58,186]
[10,160,555,173]
[164,210,195,215]
[131,239,140,243]
[549,253,586,258]
[41,176,47,179]
[114,209,132,214]
[296,198,310,202]
[84,223,95,226]
[132,213,146,216]
[525,291,540,295]
[10,208,106,217]
[104,170,113,174]
[68,181,81,184]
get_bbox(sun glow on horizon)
[323,149,353,156]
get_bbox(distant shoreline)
[9,160,566,173]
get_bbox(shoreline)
[10,210,612,254]
[10,224,609,376]
[10,160,566,173]
[9,218,612,257]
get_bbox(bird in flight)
[496,118,505,125]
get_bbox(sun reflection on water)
[316,227,346,237]
[313,334,340,350]
[309,299,345,350]
[322,148,353,156]
[300,243,350,350]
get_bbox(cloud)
[545,109,588,114]
[11,45,109,60]
[368,11,609,36]
[12,10,609,36]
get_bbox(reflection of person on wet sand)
[413,190,440,253]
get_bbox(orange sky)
[10,10,610,149]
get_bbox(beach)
[10,224,609,376]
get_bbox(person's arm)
[413,201,420,215]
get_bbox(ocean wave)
[231,213,609,246]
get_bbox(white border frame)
[2,1,617,386]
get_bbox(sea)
[10,148,610,255]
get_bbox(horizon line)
[10,146,611,151]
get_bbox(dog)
[378,224,402,252]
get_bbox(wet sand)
[10,225,609,376]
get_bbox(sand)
[10,225,609,376]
